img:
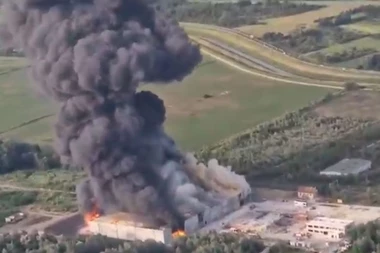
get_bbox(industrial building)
[86,190,252,244]
[319,158,372,177]
[297,186,318,200]
[88,212,173,245]
[183,191,251,234]
[305,217,353,240]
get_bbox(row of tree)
[348,221,380,253]
[316,5,380,27]
[262,27,364,55]
[0,231,271,253]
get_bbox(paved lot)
[201,200,380,252]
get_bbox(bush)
[344,81,362,91]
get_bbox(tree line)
[0,231,270,253]
[0,139,61,175]
[155,0,321,28]
[347,221,380,253]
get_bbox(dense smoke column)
[1,0,202,226]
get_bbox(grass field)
[0,67,55,135]
[329,53,378,68]
[0,170,85,192]
[342,21,380,34]
[238,2,378,36]
[0,56,331,150]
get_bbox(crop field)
[0,56,331,150]
[237,2,376,36]
[342,21,380,34]
[0,67,55,137]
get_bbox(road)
[200,37,295,77]
[201,48,344,90]
[0,183,75,194]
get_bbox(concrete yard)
[200,200,380,252]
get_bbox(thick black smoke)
[1,0,251,229]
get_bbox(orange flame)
[84,205,100,225]
[172,230,186,238]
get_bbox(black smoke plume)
[1,0,250,228]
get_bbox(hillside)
[197,89,380,205]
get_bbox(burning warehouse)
[81,155,251,243]
[0,0,252,245]
[84,190,250,244]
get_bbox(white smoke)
[183,153,251,199]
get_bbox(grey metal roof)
[321,158,371,175]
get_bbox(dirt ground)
[314,90,380,120]
[0,214,52,234]
[255,188,295,201]
[44,213,84,236]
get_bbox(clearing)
[0,56,331,150]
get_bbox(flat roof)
[92,212,166,229]
[307,217,353,229]
[320,158,371,175]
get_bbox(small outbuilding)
[320,158,371,177]
[297,186,318,200]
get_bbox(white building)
[88,212,173,244]
[305,217,353,240]
[320,158,371,177]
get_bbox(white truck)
[5,212,26,224]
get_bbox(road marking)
[201,48,343,90]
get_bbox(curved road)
[183,22,380,82]
[201,47,344,90]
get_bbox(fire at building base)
[82,190,252,244]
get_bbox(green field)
[330,53,377,68]
[0,56,331,150]
[342,21,380,34]
[308,37,380,55]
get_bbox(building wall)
[88,221,172,245]
[184,193,248,234]
[305,219,352,241]
[320,171,342,177]
[184,215,199,234]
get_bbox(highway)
[183,22,380,85]
[200,47,344,90]
[200,37,295,77]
